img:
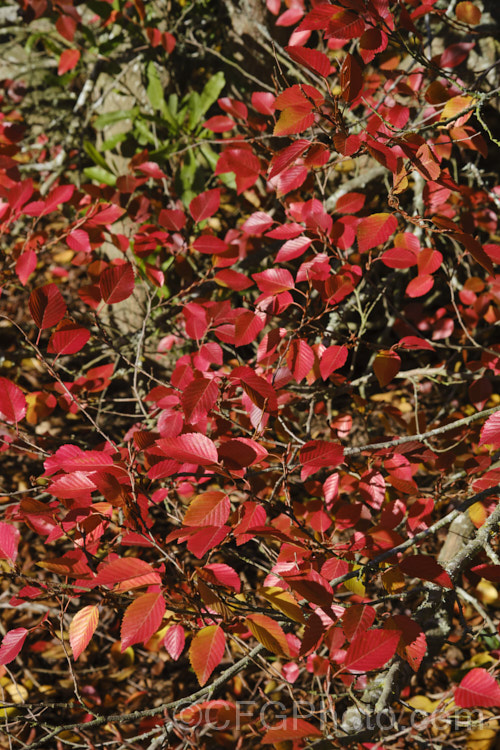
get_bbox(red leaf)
[480,411,500,448]
[253,268,295,295]
[189,189,221,223]
[275,236,312,263]
[344,630,400,673]
[69,605,99,660]
[202,563,241,592]
[326,9,365,39]
[455,668,500,708]
[0,378,27,424]
[58,48,80,76]
[29,284,67,329]
[156,432,218,466]
[385,615,427,672]
[192,235,230,255]
[340,53,363,103]
[218,437,268,469]
[373,350,401,387]
[189,625,225,686]
[285,46,331,77]
[299,440,344,481]
[184,491,230,527]
[164,623,185,660]
[320,345,348,380]
[269,139,310,180]
[100,263,135,304]
[246,614,289,656]
[262,718,322,743]
[187,525,230,559]
[357,213,397,253]
[203,115,235,132]
[342,604,376,640]
[94,558,161,590]
[48,320,90,356]
[214,270,253,291]
[121,592,165,651]
[287,339,315,382]
[0,628,29,666]
[398,336,435,351]
[335,192,365,214]
[15,250,37,285]
[406,273,434,298]
[399,555,453,589]
[181,378,218,423]
[0,522,20,563]
[235,311,265,346]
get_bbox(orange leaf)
[69,605,99,660]
[189,625,226,686]
[373,350,401,387]
[245,614,289,656]
[121,592,165,651]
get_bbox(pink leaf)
[0,522,20,563]
[156,432,218,466]
[253,268,295,295]
[0,628,29,665]
[480,411,500,448]
[164,624,185,660]
[121,592,166,650]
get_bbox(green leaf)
[83,166,117,186]
[83,141,111,171]
[146,60,166,113]
[101,132,127,151]
[94,108,139,129]
[187,71,225,131]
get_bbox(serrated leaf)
[48,320,90,356]
[399,555,453,588]
[357,213,397,253]
[340,53,363,102]
[0,628,29,666]
[0,522,20,564]
[164,623,185,660]
[69,605,99,660]
[100,263,135,304]
[299,440,344,481]
[181,378,218,423]
[156,432,218,466]
[29,284,67,329]
[245,614,289,656]
[184,491,230,527]
[262,718,322,743]
[479,410,500,448]
[455,668,500,708]
[94,558,161,590]
[0,378,27,425]
[189,625,225,686]
[344,629,400,673]
[121,592,165,651]
[261,587,306,623]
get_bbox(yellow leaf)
[440,95,474,122]
[260,587,306,624]
[343,566,365,596]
